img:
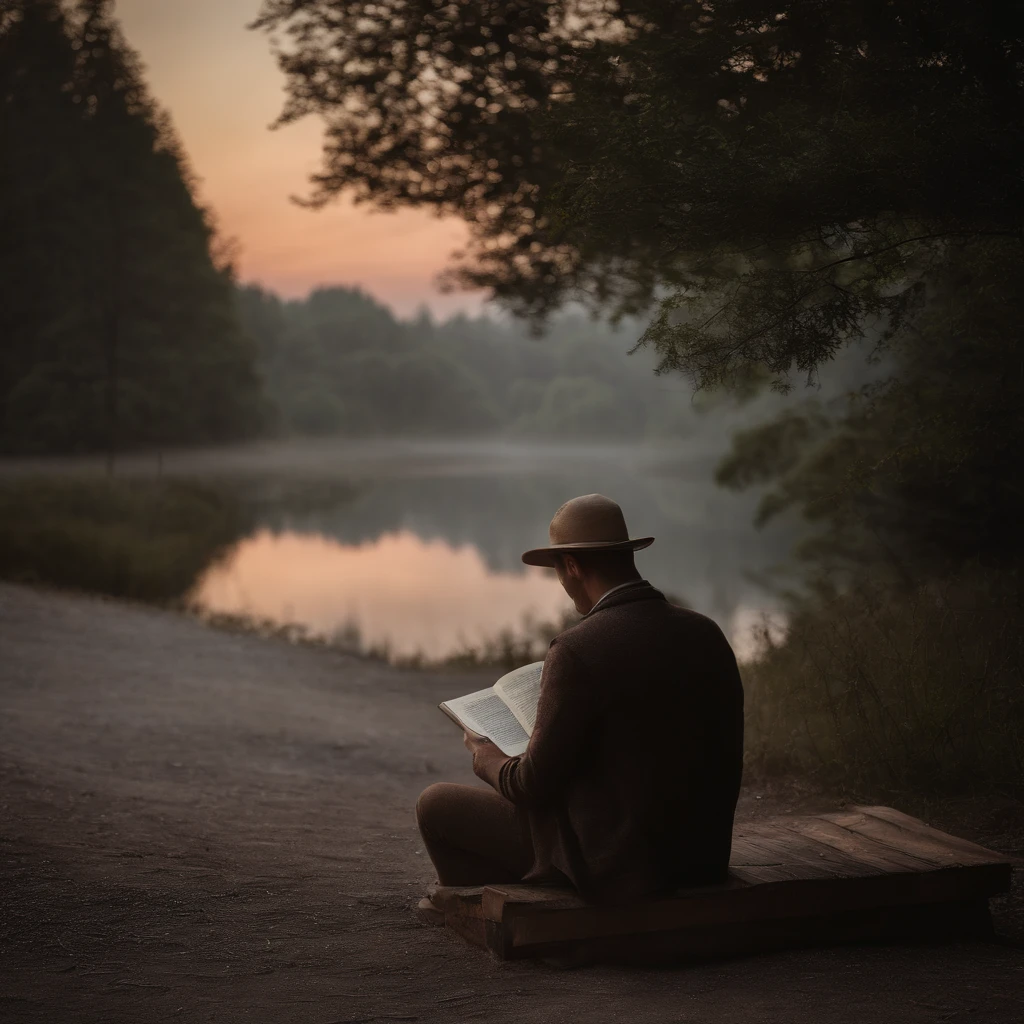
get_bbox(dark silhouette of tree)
[0,1,83,446]
[255,0,1024,568]
[0,0,267,458]
[237,282,680,439]
[254,2,1023,332]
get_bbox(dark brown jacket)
[497,580,744,903]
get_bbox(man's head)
[552,547,641,615]
[520,494,653,613]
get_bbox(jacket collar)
[583,579,665,617]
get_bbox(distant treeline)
[0,1,266,456]
[239,285,692,440]
[0,2,696,457]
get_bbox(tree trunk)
[103,305,119,477]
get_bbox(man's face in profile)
[554,554,589,614]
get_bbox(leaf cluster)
[256,1,1024,367]
[256,1,1024,570]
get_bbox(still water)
[178,439,792,662]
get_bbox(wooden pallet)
[431,805,1014,964]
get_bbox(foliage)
[0,478,249,602]
[256,1,1024,795]
[717,239,1024,571]
[255,1,1024,332]
[238,283,686,439]
[255,0,1024,569]
[0,1,267,456]
[742,568,1024,794]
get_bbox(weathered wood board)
[431,805,1014,964]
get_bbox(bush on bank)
[0,478,248,603]
[741,567,1024,795]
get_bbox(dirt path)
[2,583,1022,1024]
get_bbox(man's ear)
[563,554,583,580]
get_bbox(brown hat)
[521,494,654,568]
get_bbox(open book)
[439,661,544,756]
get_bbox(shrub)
[742,567,1024,795]
[0,477,249,603]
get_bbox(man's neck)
[583,574,644,612]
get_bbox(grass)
[187,604,584,672]
[741,565,1024,796]
[0,477,249,603]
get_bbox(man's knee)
[416,782,457,835]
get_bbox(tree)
[0,0,84,445]
[236,282,684,439]
[255,1,1024,567]
[254,2,1022,332]
[0,0,267,456]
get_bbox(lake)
[163,439,790,662]
[4,439,793,662]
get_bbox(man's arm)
[464,730,509,789]
[488,639,595,808]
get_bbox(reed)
[0,477,248,603]
[741,566,1024,796]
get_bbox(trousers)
[415,782,533,886]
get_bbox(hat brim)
[521,537,654,568]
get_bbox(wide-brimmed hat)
[521,493,654,568]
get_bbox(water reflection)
[186,443,793,662]
[193,528,569,660]
[0,440,794,660]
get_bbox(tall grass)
[394,606,583,671]
[742,567,1024,794]
[0,478,248,603]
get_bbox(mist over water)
[154,438,798,662]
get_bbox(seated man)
[416,493,744,916]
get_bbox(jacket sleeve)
[497,638,596,808]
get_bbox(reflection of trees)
[243,466,796,625]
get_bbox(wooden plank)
[508,898,996,964]
[499,863,1009,948]
[731,820,869,882]
[744,822,885,878]
[733,825,878,879]
[482,885,586,922]
[431,886,488,949]
[782,815,941,874]
[436,806,1015,961]
[431,885,484,910]
[854,806,1018,864]
[727,864,798,885]
[729,834,829,882]
[825,811,995,870]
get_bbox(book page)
[493,661,544,734]
[440,687,530,756]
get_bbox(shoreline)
[0,435,720,482]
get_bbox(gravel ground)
[1,582,1022,1024]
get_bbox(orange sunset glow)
[115,0,481,316]
[192,529,572,659]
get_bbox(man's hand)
[463,731,509,790]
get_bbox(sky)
[116,0,481,317]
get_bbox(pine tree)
[0,0,267,456]
[71,0,266,461]
[0,1,85,449]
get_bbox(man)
[416,493,744,916]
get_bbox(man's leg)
[416,782,532,886]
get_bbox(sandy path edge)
[1,582,1021,1024]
